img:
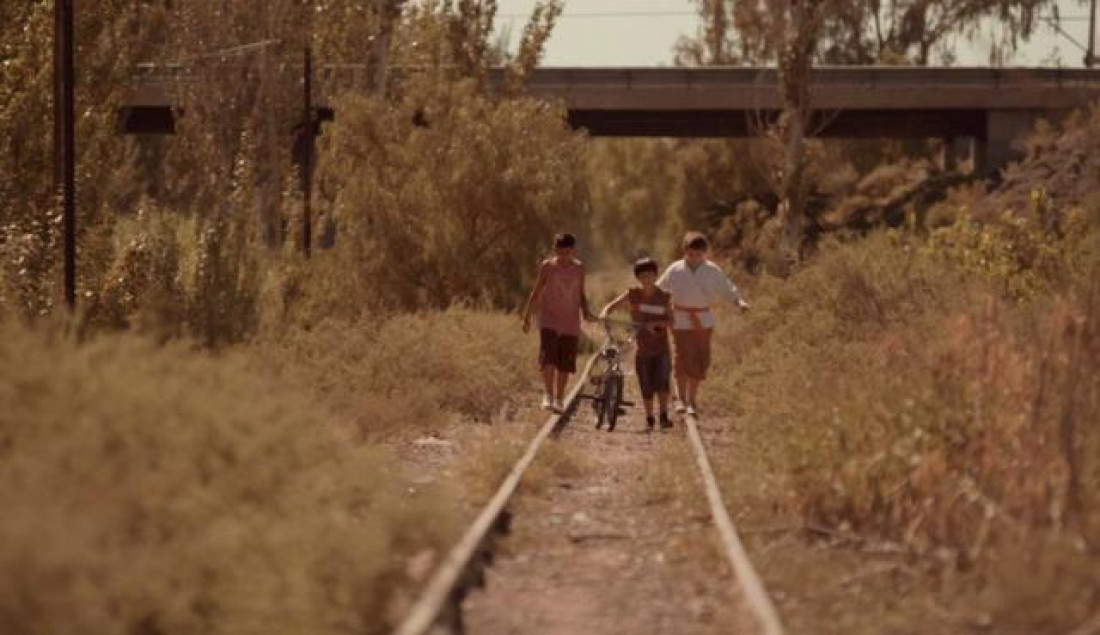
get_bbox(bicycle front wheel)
[604,373,623,431]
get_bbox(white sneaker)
[540,395,553,411]
[674,402,687,414]
[552,399,565,413]
[686,404,697,417]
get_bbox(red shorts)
[673,329,712,380]
[539,329,578,373]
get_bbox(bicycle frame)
[578,319,638,431]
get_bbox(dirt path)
[463,400,758,635]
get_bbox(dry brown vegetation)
[4,1,1100,632]
[0,306,537,634]
[1,2,574,631]
[0,322,458,635]
[705,114,1100,629]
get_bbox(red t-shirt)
[538,257,584,336]
[628,287,671,357]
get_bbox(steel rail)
[684,413,786,635]
[393,348,602,635]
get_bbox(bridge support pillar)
[943,137,974,172]
[978,110,1045,176]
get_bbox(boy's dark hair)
[633,257,659,277]
[553,232,576,249]
[682,231,708,251]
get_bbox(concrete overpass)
[121,66,1100,173]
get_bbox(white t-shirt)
[656,259,743,330]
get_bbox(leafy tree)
[671,0,1071,258]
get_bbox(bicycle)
[582,318,641,432]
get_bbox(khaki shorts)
[673,329,713,381]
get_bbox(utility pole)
[54,0,77,310]
[372,0,404,94]
[1087,0,1097,68]
[301,46,313,257]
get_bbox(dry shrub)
[81,207,262,348]
[248,308,537,439]
[310,80,587,316]
[0,321,461,635]
[455,422,533,501]
[987,104,1100,217]
[707,224,1100,629]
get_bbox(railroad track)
[394,349,785,635]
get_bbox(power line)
[495,10,1093,20]
[497,10,697,18]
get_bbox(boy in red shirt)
[600,257,674,431]
[521,233,596,413]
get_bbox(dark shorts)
[673,329,713,380]
[539,329,578,373]
[635,353,671,399]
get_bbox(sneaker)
[540,395,553,411]
[686,404,697,417]
[659,412,673,429]
[674,402,687,414]
[552,399,565,413]
[645,415,656,432]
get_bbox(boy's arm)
[599,291,630,319]
[718,269,750,311]
[521,263,549,332]
[579,265,597,322]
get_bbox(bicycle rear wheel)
[593,376,607,429]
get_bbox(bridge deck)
[121,66,1100,167]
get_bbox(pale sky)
[493,0,1097,68]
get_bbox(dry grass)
[247,308,538,441]
[0,320,468,635]
[634,438,707,514]
[706,214,1100,630]
[454,418,590,504]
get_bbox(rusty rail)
[393,349,602,635]
[685,413,786,635]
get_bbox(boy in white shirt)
[656,232,749,416]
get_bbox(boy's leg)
[687,329,712,413]
[657,391,670,413]
[541,365,555,400]
[671,330,691,413]
[636,356,654,416]
[656,353,673,427]
[554,371,570,403]
[538,329,558,408]
[541,363,558,409]
[684,378,700,407]
[551,333,579,410]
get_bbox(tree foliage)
[1,0,577,331]
[676,0,1067,66]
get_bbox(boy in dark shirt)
[599,257,674,431]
